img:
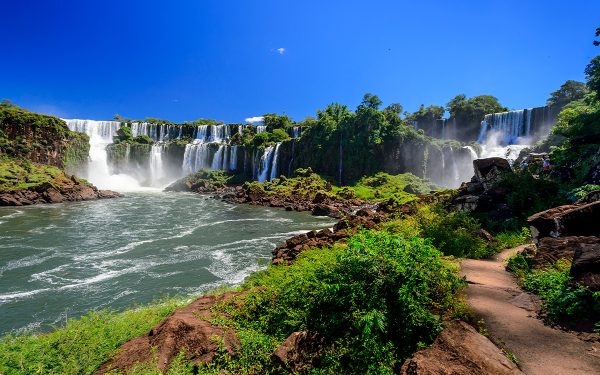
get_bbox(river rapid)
[0,191,334,335]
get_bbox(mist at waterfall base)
[0,194,335,334]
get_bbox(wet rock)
[272,331,325,373]
[400,320,523,375]
[570,241,600,291]
[311,204,341,218]
[473,157,512,190]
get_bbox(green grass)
[0,296,189,375]
[0,157,79,191]
[506,256,600,327]
[332,172,437,201]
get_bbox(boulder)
[272,331,325,373]
[570,241,600,291]
[96,292,242,374]
[528,201,600,241]
[311,204,341,218]
[400,320,523,375]
[532,236,600,267]
[473,157,512,190]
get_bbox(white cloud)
[276,47,285,55]
[245,116,264,124]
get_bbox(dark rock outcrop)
[271,208,386,264]
[527,201,600,241]
[531,236,600,267]
[570,242,600,291]
[473,157,512,190]
[0,181,121,206]
[400,320,523,375]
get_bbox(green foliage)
[334,172,436,202]
[414,204,491,258]
[495,171,565,222]
[495,227,532,250]
[585,56,600,96]
[227,230,462,373]
[547,80,589,108]
[0,297,187,375]
[0,157,81,191]
[505,253,531,279]
[263,113,293,133]
[446,94,507,124]
[132,134,154,145]
[521,260,600,324]
[269,128,290,142]
[358,93,383,110]
[115,126,133,142]
[567,184,600,202]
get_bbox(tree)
[585,56,600,96]
[594,26,600,46]
[358,93,382,110]
[263,113,293,132]
[546,80,589,107]
[1,99,16,108]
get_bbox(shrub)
[567,184,600,202]
[228,230,463,373]
[520,260,600,326]
[415,204,491,258]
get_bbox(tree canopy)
[546,80,589,107]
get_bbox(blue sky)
[1,0,599,122]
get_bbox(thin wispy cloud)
[245,116,264,124]
[276,47,285,55]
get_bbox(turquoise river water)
[0,192,334,335]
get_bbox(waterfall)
[149,144,165,186]
[463,146,479,160]
[475,107,559,161]
[211,145,225,170]
[257,146,275,182]
[256,125,266,133]
[292,127,301,138]
[64,119,143,191]
[229,145,238,170]
[269,143,282,180]
[478,109,532,145]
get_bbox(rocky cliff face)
[0,106,119,205]
[0,106,89,170]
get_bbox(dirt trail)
[461,245,600,375]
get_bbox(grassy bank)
[0,157,87,191]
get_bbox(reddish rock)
[400,320,523,375]
[96,292,242,374]
[272,331,325,373]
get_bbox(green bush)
[217,230,463,374]
[567,184,600,202]
[521,260,600,325]
[495,227,532,250]
[415,204,491,258]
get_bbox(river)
[0,191,334,335]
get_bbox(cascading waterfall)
[476,106,556,160]
[257,145,276,182]
[181,124,240,174]
[478,109,532,145]
[291,127,301,138]
[256,125,266,133]
[269,143,282,180]
[64,119,143,190]
[149,144,165,186]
